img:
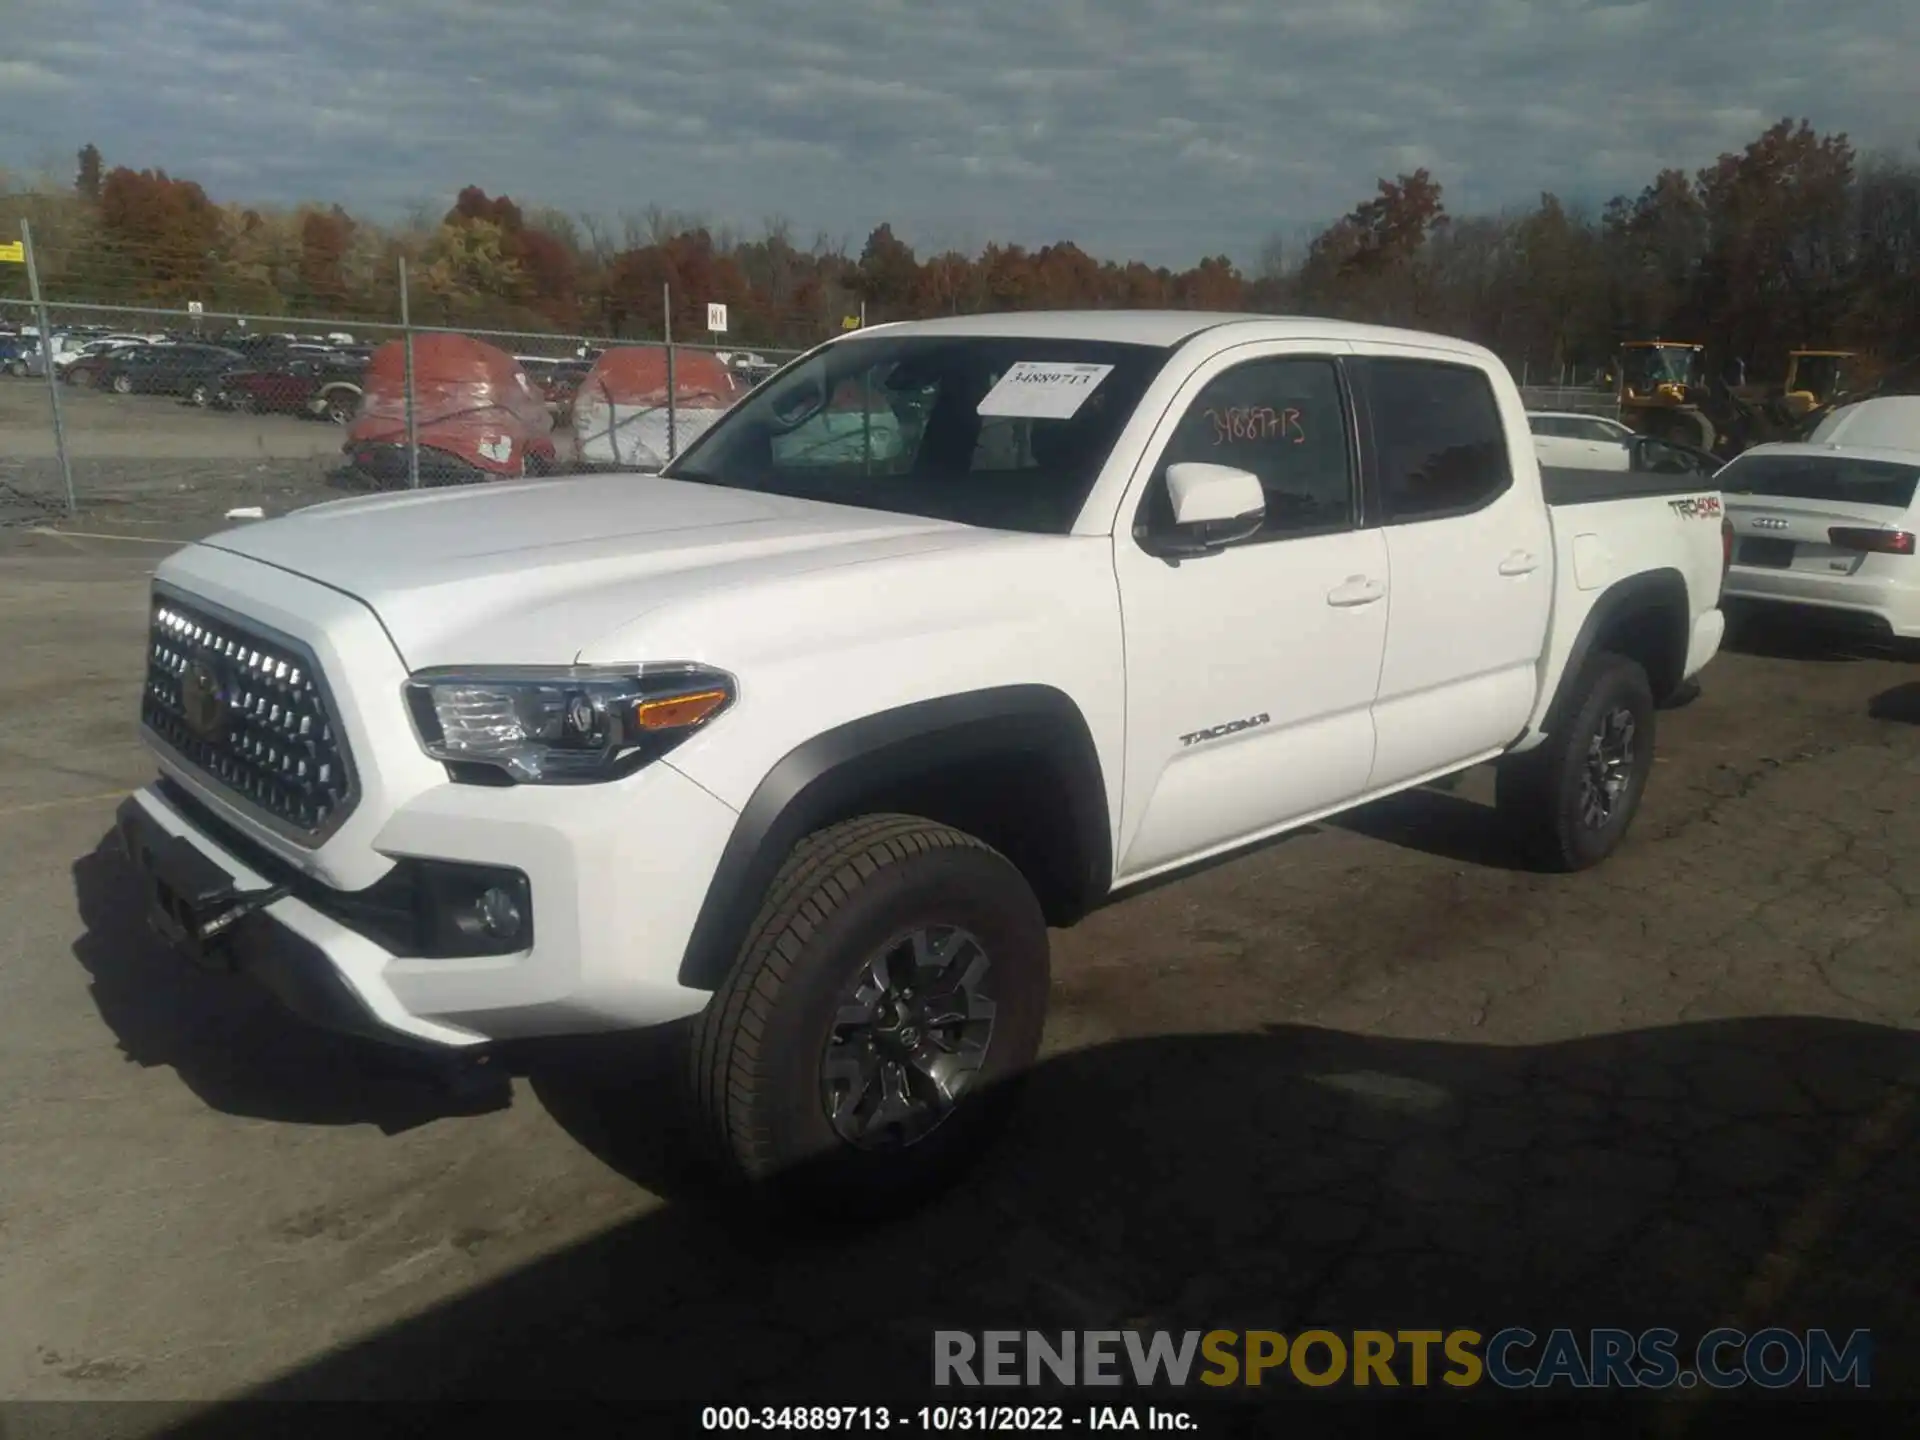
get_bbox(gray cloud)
[3,0,1916,266]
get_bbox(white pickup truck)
[120,311,1730,1208]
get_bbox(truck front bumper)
[117,759,740,1052]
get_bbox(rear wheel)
[188,381,213,407]
[689,814,1050,1216]
[322,389,358,425]
[110,373,133,395]
[1496,652,1655,872]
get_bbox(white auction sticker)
[977,361,1115,420]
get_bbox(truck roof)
[854,309,1495,359]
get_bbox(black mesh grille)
[142,595,356,840]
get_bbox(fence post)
[663,283,677,463]
[398,257,420,491]
[21,220,77,518]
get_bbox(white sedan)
[1720,431,1920,643]
[1528,410,1636,472]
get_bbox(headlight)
[402,664,736,784]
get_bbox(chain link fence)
[0,228,821,527]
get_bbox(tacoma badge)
[1179,713,1270,748]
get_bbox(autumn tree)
[853,222,920,320]
[1693,118,1856,369]
[93,166,221,301]
[296,206,356,310]
[1850,152,1920,358]
[75,144,102,203]
[1297,169,1449,322]
[439,185,579,326]
[600,228,750,339]
[1600,169,1707,343]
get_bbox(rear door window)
[1359,358,1514,523]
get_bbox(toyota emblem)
[180,659,228,740]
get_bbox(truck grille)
[141,595,356,841]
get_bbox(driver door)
[1112,345,1389,881]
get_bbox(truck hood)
[196,473,994,667]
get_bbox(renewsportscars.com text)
[933,1327,1872,1390]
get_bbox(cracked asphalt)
[0,519,1916,1436]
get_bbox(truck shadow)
[69,833,511,1134]
[155,1016,1918,1435]
[1869,682,1920,726]
[1333,786,1531,872]
[1724,610,1907,664]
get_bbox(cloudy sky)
[4,0,1917,267]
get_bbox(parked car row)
[1,322,778,475]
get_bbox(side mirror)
[1155,462,1266,555]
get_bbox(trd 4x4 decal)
[1668,495,1722,519]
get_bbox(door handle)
[1498,550,1540,577]
[1325,575,1386,608]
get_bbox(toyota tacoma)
[119,311,1730,1207]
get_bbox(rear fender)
[1532,568,1691,742]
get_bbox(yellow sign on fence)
[0,241,24,264]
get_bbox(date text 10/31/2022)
[701,1406,1193,1431]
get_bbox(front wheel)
[322,389,358,425]
[110,373,134,395]
[1495,651,1655,872]
[689,814,1051,1216]
[188,382,212,407]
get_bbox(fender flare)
[1541,567,1691,735]
[675,684,1112,991]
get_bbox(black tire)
[188,381,211,407]
[110,373,133,395]
[322,389,358,425]
[1496,651,1655,872]
[689,813,1050,1216]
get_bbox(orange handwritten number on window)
[1204,407,1306,445]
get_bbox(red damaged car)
[344,334,568,488]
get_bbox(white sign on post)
[706,302,728,334]
[976,361,1114,420]
[187,301,204,316]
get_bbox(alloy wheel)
[820,925,997,1150]
[1579,706,1636,830]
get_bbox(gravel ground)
[1,382,348,528]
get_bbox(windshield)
[1720,454,1919,509]
[1619,345,1702,394]
[661,334,1172,534]
[1791,354,1847,400]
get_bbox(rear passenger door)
[1112,346,1390,879]
[1348,351,1553,787]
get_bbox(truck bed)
[1541,466,1720,507]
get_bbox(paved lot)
[0,381,345,530]
[0,522,1916,1434]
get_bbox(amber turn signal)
[633,688,731,731]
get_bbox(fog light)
[476,885,523,940]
